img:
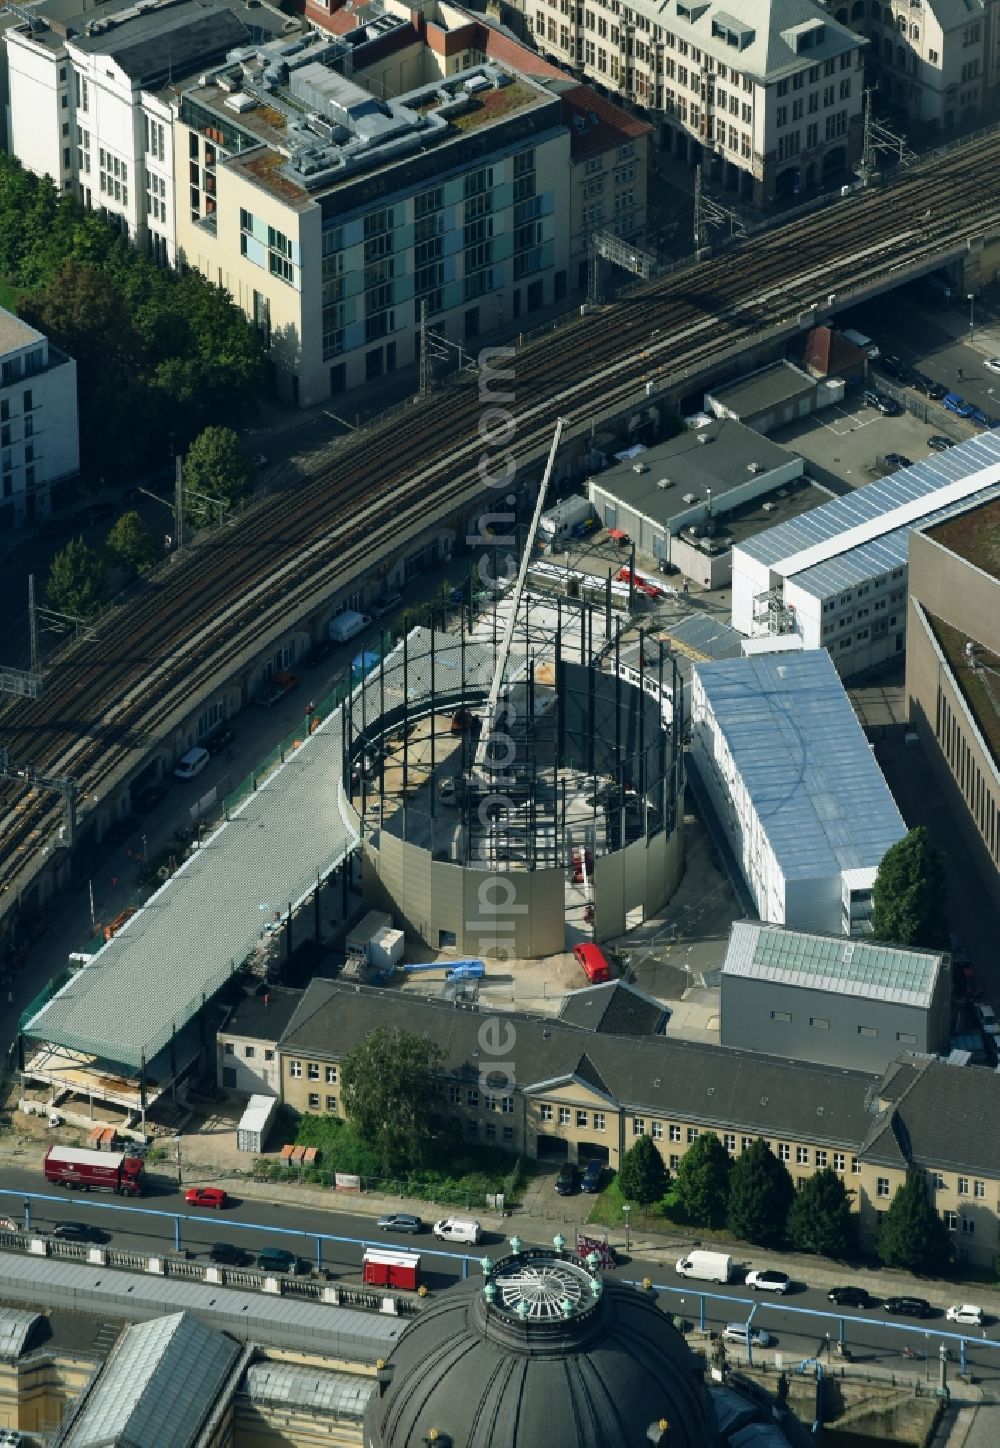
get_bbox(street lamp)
[988,388,994,428]
[967,292,975,342]
[622,1203,631,1253]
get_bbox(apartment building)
[0,307,79,528]
[266,977,1000,1267]
[831,0,992,128]
[518,0,867,204]
[4,0,300,266]
[906,495,1000,910]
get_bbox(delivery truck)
[329,610,371,643]
[43,1145,146,1196]
[362,1247,421,1291]
[538,495,595,546]
[674,1249,732,1283]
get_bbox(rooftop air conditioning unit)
[682,492,699,504]
[761,501,777,512]
[633,462,648,473]
[697,433,711,444]
[657,477,673,489]
[747,461,763,474]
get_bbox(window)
[851,1157,860,1174]
[577,1110,588,1128]
[633,1117,646,1136]
[723,1133,736,1151]
[669,1154,680,1170]
[466,1120,478,1137]
[307,1062,319,1080]
[289,1060,301,1078]
[264,1049,274,1062]
[651,1121,663,1140]
[958,1177,969,1195]
[224,1042,234,1055]
[502,1096,514,1114]
[325,1065,337,1084]
[244,1045,255,1059]
[810,1016,829,1029]
[771,1010,792,1023]
[962,1217,975,1235]
[559,1107,571,1125]
[778,1143,790,1162]
[815,1150,827,1168]
[467,1089,479,1108]
[669,1124,682,1142]
[594,1112,605,1131]
[308,1092,320,1108]
[877,1177,890,1198]
[540,1103,553,1121]
[944,1210,958,1231]
[858,1025,878,1038]
[267,225,295,285]
[485,1122,496,1140]
[449,1085,461,1104]
[741,1138,752,1152]
[796,1146,809,1164]
[834,1153,845,1172]
[933,1173,945,1190]
[324,1095,336,1111]
[687,1128,700,1144]
[896,1032,916,1045]
[974,1180,985,1199]
[503,1126,514,1143]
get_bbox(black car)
[210,1242,251,1266]
[928,435,954,452]
[879,355,911,382]
[828,1286,877,1309]
[883,453,912,471]
[202,722,236,756]
[554,1163,579,1196]
[52,1221,108,1244]
[581,1159,605,1193]
[883,1295,931,1319]
[133,783,167,814]
[257,1246,310,1275]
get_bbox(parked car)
[209,1242,250,1266]
[173,746,210,781]
[202,722,235,756]
[745,1269,791,1294]
[911,374,947,400]
[52,1221,109,1244]
[184,1187,229,1209]
[828,1286,878,1309]
[554,1163,579,1196]
[258,1246,310,1275]
[943,392,965,413]
[370,591,402,619]
[883,453,912,470]
[863,389,901,416]
[928,435,954,452]
[723,1323,774,1348]
[883,1295,931,1319]
[984,357,1000,375]
[133,782,167,814]
[376,1213,424,1235]
[955,400,977,419]
[879,355,910,382]
[946,1304,984,1327]
[581,1159,605,1193]
[969,408,990,427]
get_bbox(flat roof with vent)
[588,417,799,530]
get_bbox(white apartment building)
[522,0,867,204]
[174,25,575,403]
[0,307,79,527]
[830,0,992,129]
[4,0,298,265]
[731,431,1000,678]
[690,649,906,935]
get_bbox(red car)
[184,1187,229,1209]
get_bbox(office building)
[0,306,79,527]
[690,649,906,934]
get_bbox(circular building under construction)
[340,590,685,959]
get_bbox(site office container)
[43,1145,145,1196]
[362,1247,421,1291]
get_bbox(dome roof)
[363,1250,721,1448]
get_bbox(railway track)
[2,130,999,909]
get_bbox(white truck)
[838,328,880,360]
[538,494,595,546]
[329,609,371,643]
[675,1249,732,1284]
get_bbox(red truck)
[362,1247,420,1291]
[43,1145,145,1196]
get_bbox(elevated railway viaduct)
[2,129,1000,921]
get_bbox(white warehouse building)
[690,649,906,936]
[730,432,1000,676]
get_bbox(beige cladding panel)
[909,530,1000,654]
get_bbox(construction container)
[362,1247,420,1291]
[346,912,392,962]
[236,1094,279,1153]
[369,926,404,972]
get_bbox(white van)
[675,1249,732,1283]
[433,1216,481,1245]
[329,610,371,643]
[174,746,210,781]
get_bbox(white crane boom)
[473,418,565,774]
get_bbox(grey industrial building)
[704,361,840,435]
[720,921,951,1072]
[586,418,804,588]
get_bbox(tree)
[20,259,138,377]
[45,536,106,619]
[182,425,253,529]
[618,1133,670,1206]
[340,1026,445,1177]
[872,827,949,950]
[105,511,160,578]
[787,1167,857,1258]
[674,1131,731,1228]
[726,1138,794,1247]
[877,1169,952,1275]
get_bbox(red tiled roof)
[480,27,565,79]
[560,82,652,160]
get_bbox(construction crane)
[473,418,565,776]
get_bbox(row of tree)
[0,156,268,481]
[619,1131,952,1272]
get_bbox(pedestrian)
[957,367,963,381]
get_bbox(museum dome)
[363,1247,719,1448]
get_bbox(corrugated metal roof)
[0,1308,40,1360]
[736,433,1000,582]
[63,1311,239,1448]
[693,650,906,880]
[723,920,943,1008]
[244,1361,374,1416]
